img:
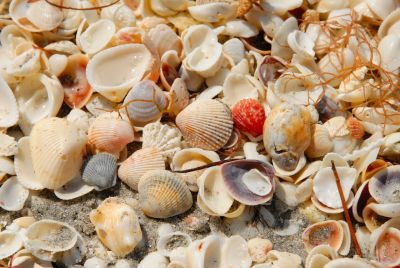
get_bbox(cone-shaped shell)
[30,117,87,190]
[138,170,193,219]
[82,153,117,191]
[302,220,344,252]
[176,99,233,151]
[118,147,166,191]
[89,197,142,257]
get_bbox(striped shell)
[82,153,117,191]
[118,147,166,191]
[305,124,333,159]
[88,112,134,155]
[138,170,193,219]
[30,117,87,190]
[346,117,365,140]
[176,99,233,151]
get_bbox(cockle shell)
[148,24,183,57]
[0,230,23,259]
[302,220,344,252]
[86,44,154,102]
[82,153,117,191]
[30,117,87,190]
[231,98,266,139]
[138,170,193,219]
[263,103,312,172]
[188,2,237,23]
[0,176,29,211]
[0,133,18,157]
[78,19,116,55]
[176,99,233,151]
[118,147,165,191]
[88,112,134,155]
[221,235,252,268]
[89,198,142,257]
[184,42,224,78]
[305,124,333,159]
[123,80,169,126]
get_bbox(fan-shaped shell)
[0,76,19,128]
[148,24,183,57]
[89,197,142,257]
[138,170,193,219]
[82,153,117,191]
[176,99,233,151]
[118,147,166,191]
[0,176,29,211]
[30,117,87,190]
[0,230,23,259]
[302,220,344,252]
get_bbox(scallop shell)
[0,76,19,128]
[86,44,154,102]
[0,230,23,259]
[221,235,252,268]
[88,112,134,155]
[30,117,87,190]
[188,2,237,23]
[118,147,165,191]
[89,197,142,257]
[302,220,344,252]
[24,220,78,261]
[148,24,183,57]
[78,19,116,55]
[0,176,29,211]
[123,80,169,126]
[138,170,193,219]
[82,153,117,191]
[54,174,94,200]
[176,99,233,151]
[184,42,224,78]
[0,133,18,157]
[305,124,333,159]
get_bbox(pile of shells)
[0,0,400,266]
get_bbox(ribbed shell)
[118,147,165,191]
[176,99,233,151]
[88,113,134,155]
[82,153,117,191]
[30,117,87,190]
[138,170,193,219]
[305,124,333,159]
[346,117,365,140]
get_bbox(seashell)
[84,257,108,268]
[6,48,41,77]
[305,124,333,159]
[221,235,252,268]
[86,44,155,102]
[0,230,23,259]
[0,25,32,54]
[0,156,15,176]
[369,166,400,204]
[0,133,18,157]
[337,67,373,103]
[66,109,90,134]
[257,55,286,88]
[184,42,224,78]
[378,9,400,39]
[82,153,117,191]
[378,34,400,75]
[78,19,115,54]
[337,220,351,256]
[346,117,365,140]
[263,103,312,171]
[176,99,233,151]
[365,0,398,21]
[287,30,315,58]
[123,80,169,126]
[274,177,311,206]
[168,78,190,117]
[318,48,355,87]
[118,147,165,191]
[148,24,183,57]
[380,132,400,161]
[172,148,219,192]
[302,220,344,252]
[58,232,87,266]
[30,117,87,190]
[188,2,237,23]
[138,252,169,268]
[187,234,226,268]
[54,174,94,200]
[222,160,275,205]
[85,93,117,117]
[44,41,81,56]
[324,258,377,268]
[222,73,262,107]
[179,64,205,92]
[352,180,370,223]
[0,176,29,211]
[327,8,353,29]
[224,19,259,38]
[273,153,307,182]
[247,238,273,264]
[263,250,302,268]
[59,54,92,109]
[138,170,193,219]
[15,74,64,135]
[271,17,298,61]
[260,0,302,16]
[89,197,142,257]
[24,219,78,261]
[157,231,191,257]
[223,38,246,65]
[88,112,134,155]
[294,160,321,184]
[49,54,68,77]
[160,62,179,91]
[181,24,217,55]
[0,76,19,128]
[311,192,355,215]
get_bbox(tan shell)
[0,132,18,157]
[306,124,333,159]
[30,117,87,190]
[176,99,233,151]
[138,170,193,219]
[90,197,142,257]
[302,220,344,252]
[118,147,166,191]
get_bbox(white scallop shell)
[0,76,19,128]
[0,230,23,259]
[78,19,116,55]
[184,42,224,78]
[0,176,29,211]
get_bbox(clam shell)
[378,8,400,38]
[118,147,165,191]
[0,76,19,128]
[0,156,15,177]
[287,30,315,58]
[271,17,298,60]
[260,0,302,15]
[305,245,338,268]
[324,258,377,268]
[221,235,252,268]
[311,192,355,214]
[0,176,29,211]
[187,234,226,268]
[305,124,333,159]
[88,112,134,155]
[302,220,344,252]
[352,180,370,223]
[176,99,233,151]
[30,117,87,190]
[338,220,351,256]
[0,133,18,157]
[89,197,142,257]
[294,160,321,184]
[54,174,94,200]
[168,78,190,117]
[148,24,183,57]
[138,170,193,219]
[184,42,224,78]
[0,230,23,259]
[188,2,237,23]
[85,93,117,117]
[26,0,63,31]
[86,44,154,102]
[82,153,117,191]
[6,48,41,77]
[369,166,400,204]
[84,257,108,268]
[78,19,116,54]
[222,73,261,107]
[182,24,218,55]
[157,231,191,257]
[224,19,259,38]
[44,41,81,56]
[223,38,246,65]
[49,54,68,77]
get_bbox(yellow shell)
[305,124,333,159]
[89,197,142,257]
[118,147,166,191]
[30,117,87,190]
[176,99,233,151]
[138,170,193,219]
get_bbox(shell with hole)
[172,148,220,192]
[118,147,165,191]
[30,117,87,190]
[263,103,313,172]
[176,99,233,151]
[88,112,134,155]
[86,44,155,102]
[89,197,142,257]
[82,153,117,191]
[138,170,193,219]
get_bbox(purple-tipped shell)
[221,160,276,206]
[369,165,400,204]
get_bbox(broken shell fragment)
[0,132,18,157]
[0,230,23,259]
[247,237,273,264]
[82,153,117,191]
[0,76,19,128]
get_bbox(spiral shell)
[138,170,193,219]
[82,153,117,191]
[176,99,233,151]
[305,124,333,159]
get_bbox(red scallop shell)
[231,98,266,138]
